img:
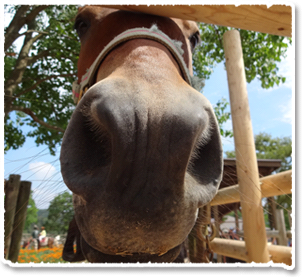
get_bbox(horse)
[23,236,55,250]
[60,6,223,263]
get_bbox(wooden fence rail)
[103,5,292,37]
[211,170,292,206]
[210,238,292,266]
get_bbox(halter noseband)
[72,24,204,104]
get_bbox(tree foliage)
[193,23,291,88]
[4,5,80,155]
[213,98,232,138]
[45,192,73,234]
[4,5,291,155]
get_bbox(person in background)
[31,225,39,250]
[39,226,47,244]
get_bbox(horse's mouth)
[80,236,182,263]
[62,216,183,263]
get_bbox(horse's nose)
[60,78,219,205]
[84,80,210,195]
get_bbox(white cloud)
[29,161,57,180]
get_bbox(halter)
[72,24,204,104]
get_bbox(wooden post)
[8,181,32,263]
[4,174,21,259]
[268,197,277,230]
[199,204,212,263]
[275,209,287,246]
[188,207,206,262]
[213,205,222,263]
[287,209,292,229]
[223,30,270,263]
[234,203,240,232]
[188,205,211,263]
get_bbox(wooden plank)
[210,170,292,206]
[210,238,292,266]
[103,5,292,37]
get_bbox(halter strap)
[72,25,199,104]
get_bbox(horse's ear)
[62,217,85,262]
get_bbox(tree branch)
[5,19,48,118]
[11,106,65,133]
[5,5,48,51]
[26,49,52,66]
[12,29,49,43]
[4,5,30,51]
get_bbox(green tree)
[37,209,48,229]
[4,5,291,155]
[4,5,79,155]
[213,98,232,138]
[45,191,73,234]
[194,24,291,88]
[23,191,38,232]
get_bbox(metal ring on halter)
[198,223,216,242]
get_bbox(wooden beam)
[210,170,292,206]
[210,238,292,266]
[103,5,292,37]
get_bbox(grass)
[18,245,66,263]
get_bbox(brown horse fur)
[60,6,223,263]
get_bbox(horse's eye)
[74,18,90,38]
[189,31,201,51]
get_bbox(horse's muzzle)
[60,77,223,256]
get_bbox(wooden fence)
[209,170,292,265]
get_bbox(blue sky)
[3,5,294,210]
